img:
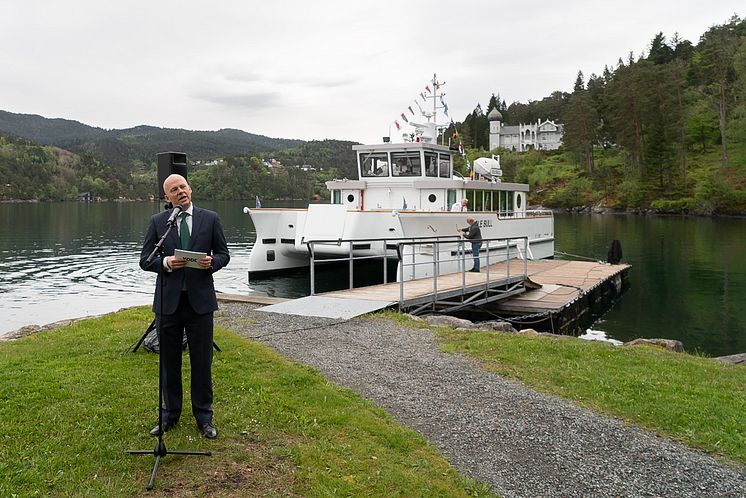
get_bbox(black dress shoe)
[149,420,176,437]
[200,422,218,439]
[469,268,480,273]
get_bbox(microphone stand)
[127,213,210,490]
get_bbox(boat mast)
[432,73,445,145]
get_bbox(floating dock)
[256,259,630,332]
[488,259,630,332]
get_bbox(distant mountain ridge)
[0,110,305,165]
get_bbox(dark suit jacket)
[140,206,230,315]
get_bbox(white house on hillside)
[488,108,564,152]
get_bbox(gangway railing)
[306,234,456,295]
[305,234,529,313]
[395,236,529,313]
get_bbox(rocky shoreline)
[415,313,745,365]
[549,205,746,217]
[3,305,744,365]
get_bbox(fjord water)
[0,201,744,356]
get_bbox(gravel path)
[216,302,746,498]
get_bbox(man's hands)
[167,255,187,270]
[167,255,212,270]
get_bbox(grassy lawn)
[428,320,746,466]
[0,307,493,497]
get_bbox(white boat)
[246,76,554,280]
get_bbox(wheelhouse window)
[439,153,451,178]
[497,191,514,215]
[391,152,421,177]
[359,152,389,177]
[332,190,341,204]
[424,152,438,177]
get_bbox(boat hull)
[247,207,554,279]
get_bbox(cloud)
[191,91,281,110]
[222,71,264,83]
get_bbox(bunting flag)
[458,142,464,155]
[255,195,262,208]
[443,102,449,116]
[400,113,408,123]
[402,197,408,209]
[408,105,414,115]
[425,85,432,94]
[419,92,426,102]
[394,120,401,130]
[415,99,424,113]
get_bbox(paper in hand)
[174,249,208,269]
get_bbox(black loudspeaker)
[156,152,188,200]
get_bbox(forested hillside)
[0,134,352,202]
[447,15,746,214]
[0,111,303,167]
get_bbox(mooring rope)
[554,250,601,262]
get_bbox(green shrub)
[650,198,697,213]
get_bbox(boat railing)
[495,209,553,220]
[305,235,529,310]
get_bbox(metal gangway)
[305,235,531,315]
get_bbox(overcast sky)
[2,1,742,144]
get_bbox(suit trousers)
[158,291,214,426]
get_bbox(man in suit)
[139,174,230,439]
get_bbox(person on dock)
[459,217,482,272]
[451,198,468,212]
[139,173,230,439]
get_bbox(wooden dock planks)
[494,260,630,313]
[322,259,629,315]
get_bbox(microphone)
[166,204,183,226]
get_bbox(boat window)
[332,190,341,204]
[474,190,484,211]
[487,191,494,211]
[447,189,456,208]
[498,191,515,215]
[360,152,389,177]
[424,152,438,177]
[391,152,421,177]
[439,153,451,178]
[516,193,522,209]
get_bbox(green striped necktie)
[180,212,190,290]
